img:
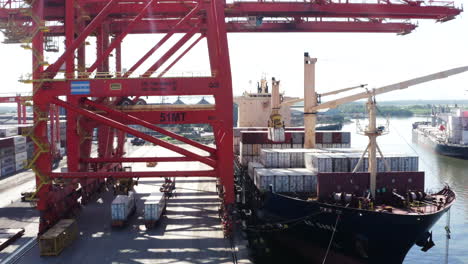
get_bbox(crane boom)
[280,84,368,108]
[312,66,468,111]
[320,84,368,97]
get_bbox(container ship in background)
[233,54,464,263]
[413,107,468,159]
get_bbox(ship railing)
[409,200,438,214]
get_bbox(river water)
[342,117,468,264]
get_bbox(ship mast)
[304,53,318,148]
[366,95,379,198]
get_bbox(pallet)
[39,219,77,256]
[0,228,25,251]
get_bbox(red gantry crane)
[0,0,462,233]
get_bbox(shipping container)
[15,162,25,172]
[12,136,26,145]
[1,155,15,167]
[111,191,136,227]
[323,132,332,144]
[248,162,264,180]
[14,142,27,153]
[0,146,14,158]
[39,219,77,256]
[254,168,317,193]
[0,127,18,137]
[144,192,166,229]
[1,164,16,176]
[0,137,14,148]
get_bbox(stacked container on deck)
[243,128,419,195]
[304,152,418,173]
[238,129,351,165]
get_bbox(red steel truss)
[0,0,462,233]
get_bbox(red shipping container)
[315,133,323,144]
[332,132,342,144]
[0,137,14,148]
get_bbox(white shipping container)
[0,127,18,138]
[254,168,317,193]
[13,136,26,145]
[15,151,27,162]
[304,174,316,193]
[144,192,166,222]
[240,143,248,155]
[111,191,136,221]
[248,162,264,180]
[1,155,15,167]
[462,131,468,144]
[268,127,285,142]
[14,142,27,153]
[260,149,278,168]
[15,162,25,172]
[279,150,287,167]
[289,174,304,192]
[305,153,333,173]
[1,164,14,176]
[274,171,289,192]
[0,147,14,158]
[323,132,332,143]
[254,169,276,192]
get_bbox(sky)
[0,1,468,104]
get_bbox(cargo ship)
[413,108,468,159]
[234,54,462,263]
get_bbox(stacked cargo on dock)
[0,127,28,177]
[0,122,67,177]
[39,219,78,256]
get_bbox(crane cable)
[322,213,341,264]
[374,105,439,183]
[445,208,451,264]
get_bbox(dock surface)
[0,144,247,264]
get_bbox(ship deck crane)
[0,0,464,233]
[302,53,468,198]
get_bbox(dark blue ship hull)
[258,191,453,264]
[434,143,468,159]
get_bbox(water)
[342,117,468,264]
